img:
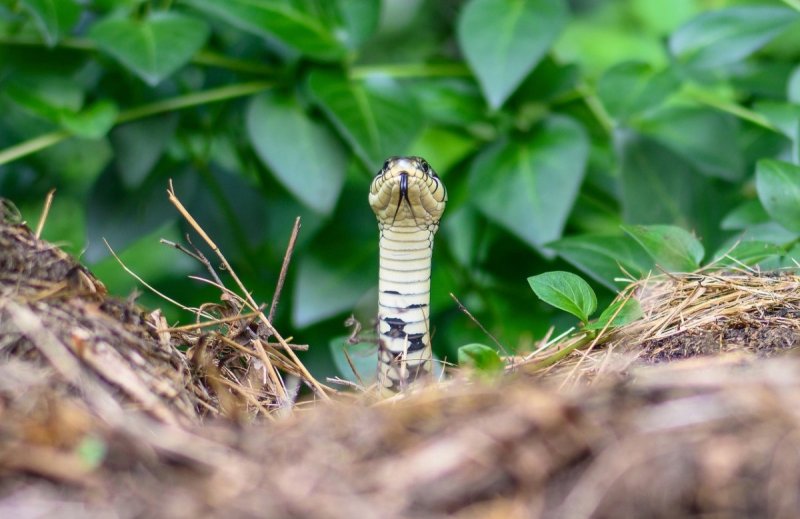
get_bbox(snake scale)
[369,156,447,391]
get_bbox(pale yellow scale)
[368,156,447,391]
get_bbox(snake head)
[369,156,447,228]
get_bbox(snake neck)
[376,225,437,391]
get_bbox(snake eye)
[419,159,430,174]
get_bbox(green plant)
[2,1,800,381]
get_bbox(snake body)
[369,156,447,391]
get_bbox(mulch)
[3,201,800,518]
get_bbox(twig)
[166,181,330,400]
[103,238,215,320]
[184,234,226,289]
[162,310,262,332]
[269,216,301,323]
[35,189,55,239]
[342,347,366,388]
[450,292,508,355]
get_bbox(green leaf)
[329,335,377,385]
[711,240,784,268]
[58,100,118,139]
[622,224,704,272]
[292,247,376,328]
[547,234,654,290]
[184,0,346,60]
[753,101,800,163]
[20,0,80,46]
[111,114,179,189]
[39,138,112,194]
[585,298,643,331]
[90,222,196,294]
[247,92,346,215]
[469,116,588,253]
[76,437,107,469]
[789,65,800,103]
[409,79,485,127]
[18,196,86,256]
[756,159,800,234]
[409,126,478,175]
[720,199,770,231]
[457,343,504,373]
[89,12,210,86]
[528,271,597,323]
[617,132,731,242]
[554,9,665,77]
[333,0,380,50]
[597,62,678,121]
[307,70,423,170]
[754,101,800,140]
[636,107,743,181]
[669,6,799,70]
[457,0,568,109]
[4,77,82,122]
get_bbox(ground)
[2,209,800,519]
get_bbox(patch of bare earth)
[3,205,800,518]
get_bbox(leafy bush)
[2,0,800,379]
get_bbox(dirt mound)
[3,207,800,518]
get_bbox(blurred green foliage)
[2,0,800,380]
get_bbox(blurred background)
[1,0,799,380]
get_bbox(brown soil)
[3,204,800,518]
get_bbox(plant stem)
[530,333,595,371]
[0,36,274,75]
[685,88,780,133]
[115,81,272,123]
[0,131,70,166]
[0,81,273,166]
[351,62,470,79]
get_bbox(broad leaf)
[457,343,504,373]
[333,0,380,50]
[409,79,485,127]
[636,107,743,180]
[585,298,642,331]
[458,0,568,108]
[89,12,209,85]
[790,65,800,103]
[711,240,784,268]
[622,224,704,272]
[617,131,731,245]
[597,62,678,121]
[20,0,80,46]
[185,0,346,60]
[293,254,376,327]
[247,92,346,215]
[410,126,478,175]
[329,336,377,384]
[58,100,118,139]
[308,71,423,170]
[528,271,597,323]
[753,101,800,164]
[469,116,588,253]
[720,199,770,231]
[111,114,179,189]
[669,6,799,70]
[292,204,377,328]
[39,138,112,195]
[756,159,800,233]
[547,234,654,289]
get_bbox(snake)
[368,156,447,392]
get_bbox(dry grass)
[4,196,800,518]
